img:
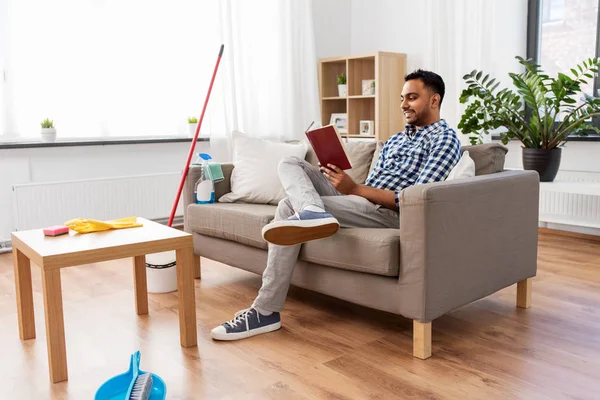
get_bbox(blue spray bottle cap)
[198,153,212,161]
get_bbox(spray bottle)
[194,153,215,204]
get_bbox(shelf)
[320,60,346,98]
[318,52,406,142]
[349,95,376,99]
[349,97,375,136]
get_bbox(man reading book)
[212,69,462,341]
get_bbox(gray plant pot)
[522,148,562,182]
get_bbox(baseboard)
[539,227,600,242]
[0,240,12,254]
[151,216,184,229]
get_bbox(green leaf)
[476,71,482,80]
[571,68,578,76]
[584,73,594,79]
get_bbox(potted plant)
[40,118,56,142]
[337,72,347,97]
[458,56,600,182]
[187,116,198,137]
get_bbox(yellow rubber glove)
[64,216,143,234]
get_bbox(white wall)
[349,0,528,139]
[0,141,227,242]
[312,0,351,59]
[349,0,527,76]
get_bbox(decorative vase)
[522,148,562,182]
[40,128,57,143]
[188,123,197,138]
[338,84,347,97]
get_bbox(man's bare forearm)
[351,184,398,210]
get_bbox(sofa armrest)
[397,170,540,322]
[183,163,235,229]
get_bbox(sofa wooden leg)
[517,278,532,309]
[413,321,432,360]
[194,255,201,280]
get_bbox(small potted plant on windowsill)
[337,72,347,97]
[458,56,600,182]
[40,118,56,142]
[187,116,198,138]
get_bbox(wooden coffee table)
[11,218,198,383]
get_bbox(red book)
[305,124,352,170]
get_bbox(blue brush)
[95,351,166,400]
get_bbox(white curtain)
[1,0,320,155]
[1,0,222,139]
[423,0,526,144]
[213,0,320,150]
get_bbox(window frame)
[527,0,600,134]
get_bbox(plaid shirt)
[365,119,461,208]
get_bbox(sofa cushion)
[306,141,376,184]
[186,203,277,250]
[446,150,476,181]
[219,131,308,205]
[299,228,400,277]
[461,143,508,175]
[368,141,385,177]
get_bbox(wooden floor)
[0,233,599,399]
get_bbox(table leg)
[194,254,201,280]
[176,247,197,347]
[133,255,149,315]
[13,248,36,340]
[41,268,68,383]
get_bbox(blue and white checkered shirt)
[365,119,461,208]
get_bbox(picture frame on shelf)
[362,79,375,96]
[330,113,348,134]
[359,120,374,135]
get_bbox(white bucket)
[145,251,178,293]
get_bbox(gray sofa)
[183,142,539,359]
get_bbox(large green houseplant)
[458,56,600,181]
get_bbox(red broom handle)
[168,44,224,227]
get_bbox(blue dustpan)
[95,351,166,400]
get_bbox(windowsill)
[491,133,600,142]
[0,135,211,150]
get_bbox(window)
[542,0,565,23]
[528,0,600,129]
[0,0,221,140]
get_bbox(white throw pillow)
[446,151,476,181]
[219,131,308,204]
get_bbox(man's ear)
[430,93,441,109]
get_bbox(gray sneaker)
[211,307,281,341]
[261,210,339,246]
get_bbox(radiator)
[11,173,185,232]
[538,171,600,230]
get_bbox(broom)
[146,44,224,293]
[168,43,225,227]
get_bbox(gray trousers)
[253,156,400,312]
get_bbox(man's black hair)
[404,69,445,106]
